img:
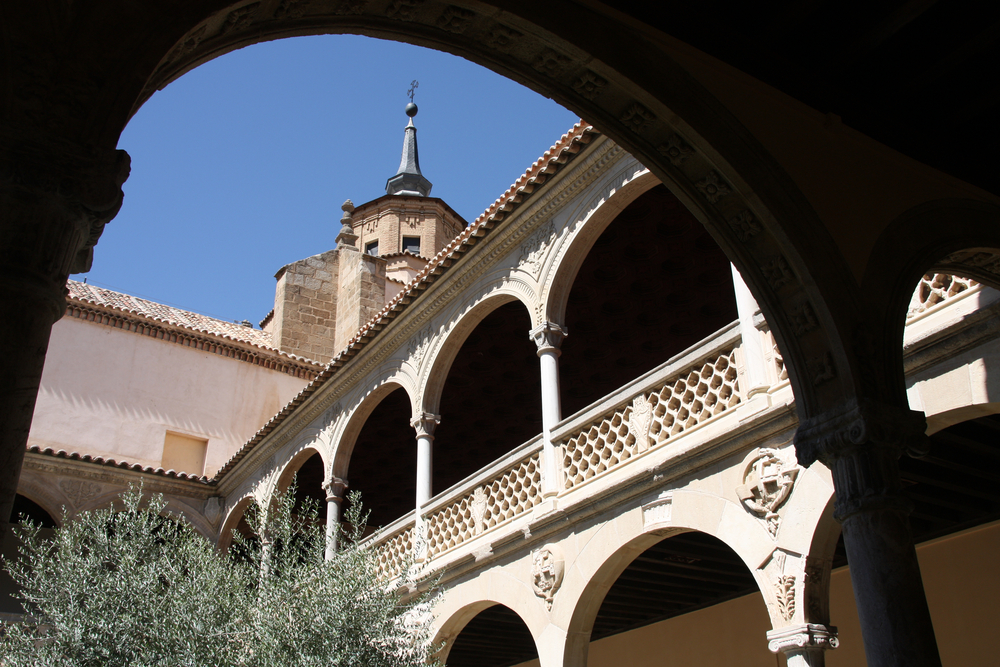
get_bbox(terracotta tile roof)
[68,280,275,350]
[27,445,215,484]
[214,121,597,480]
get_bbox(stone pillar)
[795,400,941,667]
[0,145,130,540]
[767,624,839,667]
[411,413,440,509]
[530,322,567,498]
[322,477,348,560]
[731,264,770,396]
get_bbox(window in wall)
[365,240,379,256]
[402,236,421,255]
[161,431,208,475]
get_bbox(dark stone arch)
[20,0,861,424]
[862,199,1000,409]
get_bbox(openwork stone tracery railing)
[425,452,542,558]
[908,274,979,319]
[563,345,742,489]
[374,523,414,580]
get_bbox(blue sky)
[74,35,579,325]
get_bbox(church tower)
[262,97,468,364]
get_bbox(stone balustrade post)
[322,477,348,560]
[795,400,941,667]
[0,143,130,540]
[731,264,770,396]
[530,322,567,498]
[767,624,839,667]
[411,413,441,510]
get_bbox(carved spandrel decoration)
[736,447,799,537]
[628,395,653,452]
[59,480,101,508]
[517,221,556,278]
[531,544,565,610]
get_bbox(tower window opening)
[402,237,421,255]
[365,241,379,256]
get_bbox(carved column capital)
[410,412,441,439]
[795,399,927,521]
[322,477,348,503]
[794,398,928,466]
[529,322,568,356]
[767,623,839,654]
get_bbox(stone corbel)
[529,322,567,356]
[767,623,840,664]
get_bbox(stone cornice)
[65,300,321,380]
[22,451,215,500]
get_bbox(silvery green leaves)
[0,484,437,667]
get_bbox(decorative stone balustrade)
[563,345,742,489]
[908,273,979,319]
[374,522,415,580]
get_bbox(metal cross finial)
[408,80,419,103]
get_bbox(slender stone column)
[767,624,839,667]
[795,400,941,667]
[730,264,770,396]
[411,413,441,509]
[0,145,129,540]
[322,477,348,560]
[529,322,567,497]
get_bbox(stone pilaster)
[767,623,839,667]
[0,143,130,540]
[794,399,940,667]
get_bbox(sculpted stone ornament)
[641,491,673,528]
[628,395,653,452]
[736,447,798,537]
[531,544,565,610]
[470,486,487,535]
[59,480,101,508]
[529,322,567,354]
[767,623,839,658]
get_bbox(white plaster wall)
[28,317,310,476]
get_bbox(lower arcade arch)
[441,603,539,667]
[275,447,328,524]
[563,529,776,667]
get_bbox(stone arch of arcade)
[329,380,417,531]
[274,445,329,524]
[546,181,738,417]
[420,291,539,499]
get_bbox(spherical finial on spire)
[405,102,418,117]
[406,80,419,118]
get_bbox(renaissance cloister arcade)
[5,4,1000,667]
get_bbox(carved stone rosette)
[531,544,565,610]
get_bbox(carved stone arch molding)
[417,281,536,416]
[862,199,1000,410]
[430,568,550,667]
[123,0,859,426]
[218,492,256,551]
[328,377,417,480]
[554,486,806,666]
[540,155,658,327]
[14,474,67,527]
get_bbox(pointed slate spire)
[386,101,433,197]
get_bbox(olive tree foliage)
[0,484,437,667]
